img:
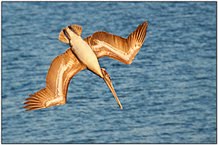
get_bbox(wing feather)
[84,21,148,64]
[24,49,85,111]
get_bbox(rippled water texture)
[2,2,216,143]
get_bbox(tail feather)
[59,30,69,44]
[59,24,83,44]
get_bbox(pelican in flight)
[24,21,148,111]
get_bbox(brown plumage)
[84,21,148,64]
[24,49,85,111]
[24,21,148,111]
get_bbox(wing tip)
[23,88,49,111]
[23,99,44,111]
[142,21,148,26]
[128,20,148,44]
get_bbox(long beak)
[101,68,123,109]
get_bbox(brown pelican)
[24,21,148,111]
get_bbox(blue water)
[2,2,216,143]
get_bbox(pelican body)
[24,21,148,111]
[64,27,103,78]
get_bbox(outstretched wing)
[84,21,148,64]
[24,49,85,111]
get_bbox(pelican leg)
[101,68,123,109]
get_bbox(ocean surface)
[1,2,216,143]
